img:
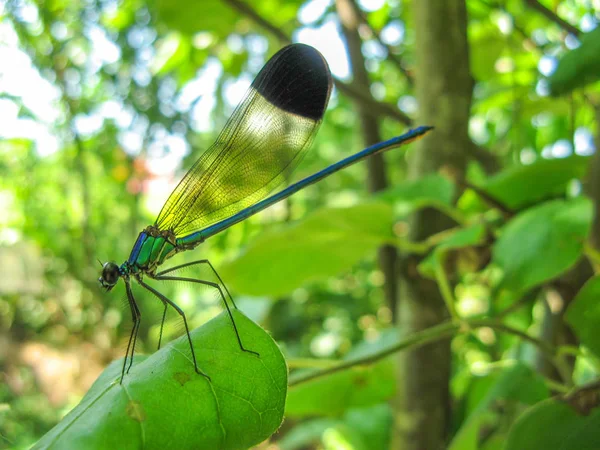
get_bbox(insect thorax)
[126,226,179,272]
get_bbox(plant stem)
[289,317,567,387]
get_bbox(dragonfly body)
[99,43,432,384]
[125,226,197,274]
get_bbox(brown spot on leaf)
[353,373,368,387]
[126,400,145,422]
[174,371,190,386]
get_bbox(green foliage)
[469,21,506,82]
[492,198,592,294]
[419,224,488,279]
[482,156,590,210]
[220,203,395,296]
[377,173,456,213]
[505,398,600,450]
[156,0,240,36]
[548,27,600,96]
[287,331,398,417]
[449,364,549,450]
[155,0,302,36]
[286,359,394,417]
[566,276,600,360]
[279,405,392,450]
[4,0,600,448]
[33,312,286,450]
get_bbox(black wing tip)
[251,43,332,121]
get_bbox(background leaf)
[286,331,397,417]
[449,363,549,450]
[548,27,600,96]
[154,0,239,36]
[481,156,590,210]
[418,224,488,278]
[505,398,600,450]
[566,276,600,360]
[492,197,593,294]
[278,405,391,450]
[377,173,456,213]
[220,203,395,296]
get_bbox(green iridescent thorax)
[127,226,178,273]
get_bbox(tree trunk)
[393,1,472,448]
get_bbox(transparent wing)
[155,43,332,237]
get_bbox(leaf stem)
[289,318,568,387]
[583,240,600,273]
[287,358,340,369]
[434,255,460,320]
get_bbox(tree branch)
[288,317,566,387]
[335,81,412,124]
[467,141,501,175]
[348,0,414,87]
[459,179,514,217]
[289,320,458,386]
[523,0,581,37]
[224,0,289,43]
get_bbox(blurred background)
[1,0,600,449]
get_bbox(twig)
[434,255,460,320]
[288,317,567,387]
[523,0,581,37]
[334,81,411,124]
[459,179,514,217]
[496,287,539,319]
[583,240,600,273]
[224,0,289,42]
[562,378,600,414]
[565,379,600,399]
[467,141,501,175]
[287,358,340,369]
[471,319,572,384]
[348,0,413,86]
[288,320,459,386]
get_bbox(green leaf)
[154,0,302,37]
[470,23,506,81]
[286,360,394,418]
[155,0,239,36]
[566,276,600,360]
[505,398,600,450]
[220,203,395,296]
[342,404,392,450]
[492,197,592,294]
[33,311,287,450]
[549,27,600,96]
[278,418,340,450]
[286,331,397,417]
[279,405,391,450]
[418,224,488,278]
[482,156,590,210]
[377,173,455,214]
[449,364,549,450]
[151,33,192,76]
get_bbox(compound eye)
[100,262,120,287]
